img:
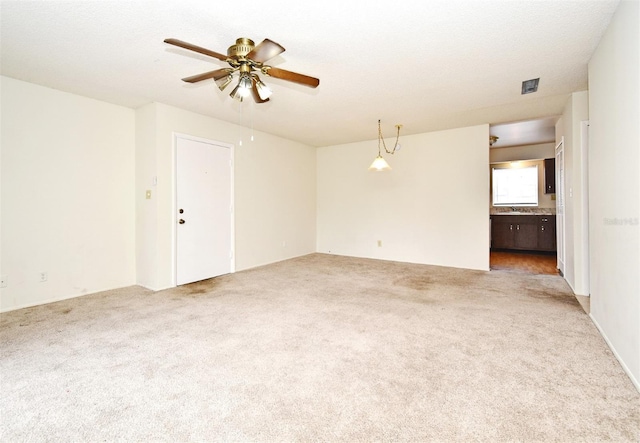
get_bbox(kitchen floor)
[490,250,558,275]
[490,250,590,314]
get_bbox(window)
[492,165,538,206]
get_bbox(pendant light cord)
[378,119,402,155]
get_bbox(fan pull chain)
[238,101,244,146]
[250,100,255,142]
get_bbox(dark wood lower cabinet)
[491,215,556,252]
[491,221,514,249]
[538,216,556,251]
[513,221,539,249]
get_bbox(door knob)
[179,209,184,214]
[179,219,186,224]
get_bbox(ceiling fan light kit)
[369,120,403,171]
[164,37,319,103]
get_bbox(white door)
[176,136,232,285]
[555,138,565,275]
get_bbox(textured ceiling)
[0,0,619,147]
[490,116,558,148]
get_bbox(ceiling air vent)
[521,78,539,94]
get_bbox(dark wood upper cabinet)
[544,158,555,194]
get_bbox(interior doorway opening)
[489,117,559,276]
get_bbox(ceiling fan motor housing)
[228,38,255,58]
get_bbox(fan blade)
[264,67,320,88]
[181,68,231,83]
[164,38,227,61]
[251,82,270,103]
[246,39,285,63]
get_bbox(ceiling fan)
[164,37,320,103]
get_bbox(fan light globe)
[230,84,244,101]
[215,74,233,91]
[255,79,273,100]
[238,75,252,97]
[230,74,253,101]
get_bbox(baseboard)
[590,313,640,393]
[235,252,315,273]
[0,284,141,313]
[136,283,173,292]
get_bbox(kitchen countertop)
[490,208,556,216]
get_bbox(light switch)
[145,190,152,199]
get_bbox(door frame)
[580,120,590,295]
[172,132,235,287]
[555,137,565,276]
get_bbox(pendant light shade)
[369,155,391,171]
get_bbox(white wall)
[0,76,136,311]
[588,0,639,389]
[135,104,158,289]
[556,91,589,295]
[317,124,490,271]
[135,103,316,290]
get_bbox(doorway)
[174,134,234,286]
[489,117,559,276]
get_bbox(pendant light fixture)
[369,119,403,171]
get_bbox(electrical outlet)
[282,241,287,248]
[39,272,48,282]
[377,240,382,247]
[1,275,7,288]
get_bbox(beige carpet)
[1,253,638,442]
